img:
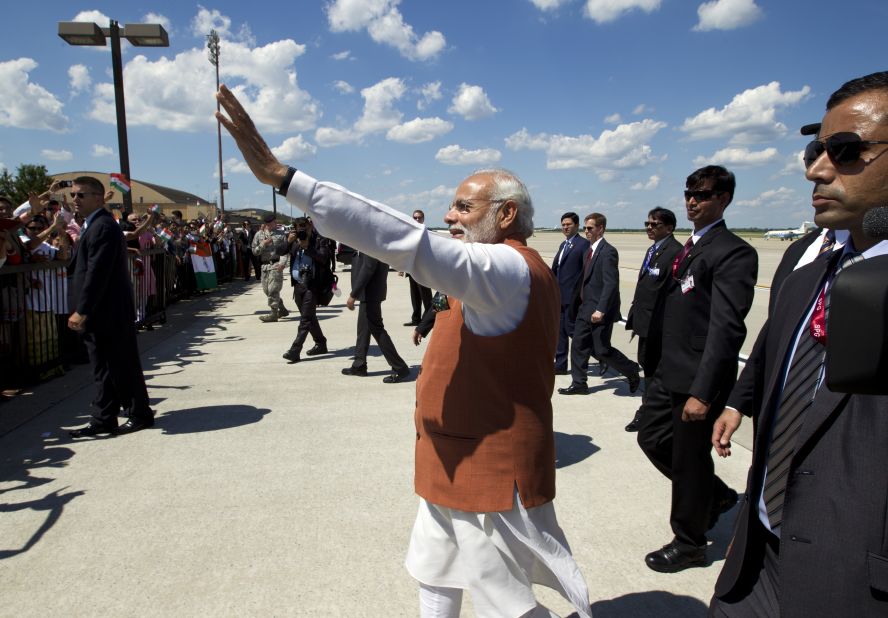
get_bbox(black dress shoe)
[558,384,589,395]
[625,411,643,432]
[708,488,739,530]
[645,540,706,573]
[383,367,410,383]
[403,320,420,327]
[282,349,301,363]
[598,362,609,376]
[69,423,117,438]
[117,416,154,435]
[627,371,641,393]
[341,365,368,377]
[305,344,328,356]
[554,365,569,376]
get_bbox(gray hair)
[473,168,534,239]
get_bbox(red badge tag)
[810,287,827,343]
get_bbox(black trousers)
[244,250,261,280]
[569,317,638,386]
[709,522,781,617]
[353,300,407,371]
[554,303,575,370]
[408,275,432,323]
[82,326,151,427]
[636,376,733,548]
[288,284,325,353]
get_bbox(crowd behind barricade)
[0,183,255,389]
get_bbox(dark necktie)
[817,229,836,257]
[580,247,594,300]
[555,240,568,271]
[671,237,694,278]
[763,251,863,528]
[640,244,656,279]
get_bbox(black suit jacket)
[289,230,332,294]
[551,234,590,306]
[68,208,136,333]
[625,235,683,338]
[570,238,621,323]
[715,255,888,616]
[350,252,388,303]
[659,222,757,401]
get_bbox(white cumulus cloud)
[68,64,91,93]
[41,149,73,161]
[435,145,502,166]
[448,84,498,120]
[529,0,572,10]
[680,81,810,144]
[735,186,796,209]
[143,12,172,34]
[331,50,353,61]
[326,0,446,61]
[604,113,622,125]
[73,10,110,27]
[631,175,660,190]
[92,144,113,157]
[333,80,355,94]
[315,127,360,147]
[384,184,453,210]
[584,0,661,24]
[693,146,778,168]
[633,103,652,115]
[0,58,68,132]
[776,149,805,177]
[192,6,231,37]
[223,158,252,174]
[354,77,406,134]
[418,81,442,110]
[694,0,763,31]
[88,23,319,134]
[505,119,667,173]
[387,117,453,143]
[271,135,317,160]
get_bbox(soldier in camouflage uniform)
[252,213,290,322]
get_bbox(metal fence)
[0,243,243,388]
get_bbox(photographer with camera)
[281,217,333,363]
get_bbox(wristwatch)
[277,167,297,196]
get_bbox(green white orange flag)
[190,241,217,290]
[109,173,131,194]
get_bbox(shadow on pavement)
[555,431,600,468]
[589,590,710,617]
[159,404,271,434]
[0,486,84,560]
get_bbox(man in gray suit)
[559,213,640,396]
[342,251,410,383]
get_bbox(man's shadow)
[585,591,710,617]
[0,487,85,559]
[554,432,600,468]
[158,405,271,434]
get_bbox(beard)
[452,204,500,243]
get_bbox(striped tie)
[763,251,864,527]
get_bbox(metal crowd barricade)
[0,260,69,384]
[128,247,168,329]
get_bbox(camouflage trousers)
[261,265,286,313]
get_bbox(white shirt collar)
[691,219,723,243]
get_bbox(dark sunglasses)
[70,192,101,199]
[684,190,721,202]
[583,225,598,231]
[644,221,663,228]
[803,132,888,168]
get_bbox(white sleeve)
[285,171,529,335]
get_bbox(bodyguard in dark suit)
[558,213,640,395]
[710,71,888,617]
[551,212,590,374]
[342,251,410,383]
[624,208,682,431]
[404,210,433,326]
[639,166,757,573]
[66,177,153,437]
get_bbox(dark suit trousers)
[353,301,407,371]
[569,317,638,386]
[83,327,151,427]
[554,304,575,370]
[408,276,432,323]
[288,284,325,353]
[709,522,780,617]
[244,250,261,280]
[636,382,732,548]
[636,333,663,379]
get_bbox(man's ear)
[499,200,518,229]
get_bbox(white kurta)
[285,171,592,618]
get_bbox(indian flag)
[191,241,217,290]
[155,228,173,243]
[110,173,131,194]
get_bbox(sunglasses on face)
[583,225,599,231]
[803,132,888,168]
[644,221,663,228]
[684,189,721,202]
[70,192,101,199]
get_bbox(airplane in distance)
[763,221,816,241]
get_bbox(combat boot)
[259,311,279,323]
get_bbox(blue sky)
[2,1,887,228]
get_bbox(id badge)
[648,267,660,277]
[680,274,695,294]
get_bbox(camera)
[296,230,307,241]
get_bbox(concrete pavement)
[0,233,771,617]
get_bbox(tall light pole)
[58,20,169,214]
[207,30,225,217]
